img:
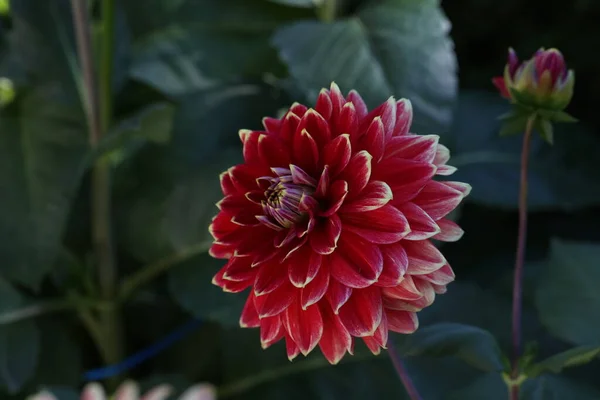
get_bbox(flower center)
[261,173,314,229]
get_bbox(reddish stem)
[509,115,536,400]
[388,341,422,400]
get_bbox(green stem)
[509,114,537,400]
[70,0,122,377]
[119,242,211,301]
[317,0,337,22]
[0,297,109,325]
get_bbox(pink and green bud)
[493,47,574,111]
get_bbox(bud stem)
[509,114,536,400]
[388,341,423,400]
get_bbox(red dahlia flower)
[209,83,470,364]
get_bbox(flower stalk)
[509,114,536,400]
[70,0,123,379]
[388,341,422,400]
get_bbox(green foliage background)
[1,0,600,398]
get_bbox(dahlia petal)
[444,181,472,197]
[274,228,297,249]
[217,194,255,214]
[82,383,106,400]
[231,212,260,227]
[385,134,439,164]
[338,150,372,194]
[290,102,308,117]
[256,215,283,231]
[434,143,451,166]
[292,129,319,174]
[360,97,396,140]
[258,134,290,167]
[337,102,358,137]
[320,180,348,217]
[297,108,331,147]
[436,164,458,176]
[382,275,422,301]
[289,246,322,288]
[260,315,284,349]
[432,283,448,294]
[219,171,237,196]
[208,242,232,259]
[434,219,465,242]
[114,381,139,400]
[346,89,368,121]
[309,214,342,255]
[412,181,467,220]
[422,264,455,286]
[283,300,323,355]
[286,334,300,361]
[331,232,383,288]
[223,257,256,282]
[386,309,418,333]
[233,226,276,256]
[404,240,447,275]
[375,159,436,204]
[213,267,252,293]
[209,211,239,241]
[240,129,261,164]
[316,166,330,198]
[338,286,383,337]
[377,243,409,287]
[361,117,385,162]
[393,99,413,136]
[229,164,264,193]
[254,258,288,295]
[363,336,382,355]
[323,134,351,177]
[327,279,352,313]
[318,303,352,364]
[289,164,317,186]
[342,204,410,244]
[262,116,281,134]
[240,292,260,328]
[329,82,345,121]
[141,385,173,400]
[340,181,392,213]
[301,261,330,309]
[315,88,333,121]
[372,311,389,348]
[408,278,436,310]
[281,112,301,143]
[254,281,296,318]
[398,202,441,241]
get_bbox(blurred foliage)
[0,0,599,399]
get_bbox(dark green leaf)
[521,375,600,400]
[168,252,245,327]
[0,321,40,393]
[527,346,600,377]
[96,102,175,166]
[31,317,81,387]
[273,0,457,133]
[395,323,503,372]
[534,117,554,144]
[447,91,600,211]
[0,279,22,316]
[536,239,600,345]
[125,0,312,96]
[498,109,531,136]
[449,373,507,400]
[269,0,319,7]
[0,86,87,288]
